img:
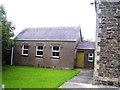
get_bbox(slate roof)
[77,42,95,50]
[17,27,81,41]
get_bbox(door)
[76,51,84,68]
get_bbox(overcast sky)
[1,0,96,41]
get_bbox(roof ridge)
[24,26,81,30]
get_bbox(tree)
[0,5,15,64]
[82,37,93,42]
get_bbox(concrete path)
[59,69,119,88]
[68,69,93,84]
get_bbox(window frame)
[36,45,44,57]
[22,45,29,56]
[88,53,94,62]
[52,46,60,58]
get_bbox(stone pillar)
[94,0,120,87]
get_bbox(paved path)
[68,69,93,84]
[59,69,118,88]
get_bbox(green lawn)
[2,65,79,88]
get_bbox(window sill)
[88,60,93,63]
[21,54,28,57]
[51,56,60,59]
[35,55,43,58]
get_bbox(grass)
[2,65,79,88]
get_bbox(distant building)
[94,0,120,87]
[13,27,95,69]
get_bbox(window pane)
[53,46,59,50]
[37,51,43,55]
[53,52,59,56]
[23,50,28,54]
[24,45,28,49]
[89,53,93,56]
[37,46,43,50]
[89,57,93,60]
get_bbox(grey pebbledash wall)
[94,0,120,87]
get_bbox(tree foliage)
[0,5,15,63]
[82,37,93,42]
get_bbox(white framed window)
[36,46,43,57]
[88,53,93,62]
[22,45,29,56]
[52,46,60,58]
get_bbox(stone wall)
[94,0,120,87]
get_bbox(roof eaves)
[77,48,95,50]
[17,39,77,42]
